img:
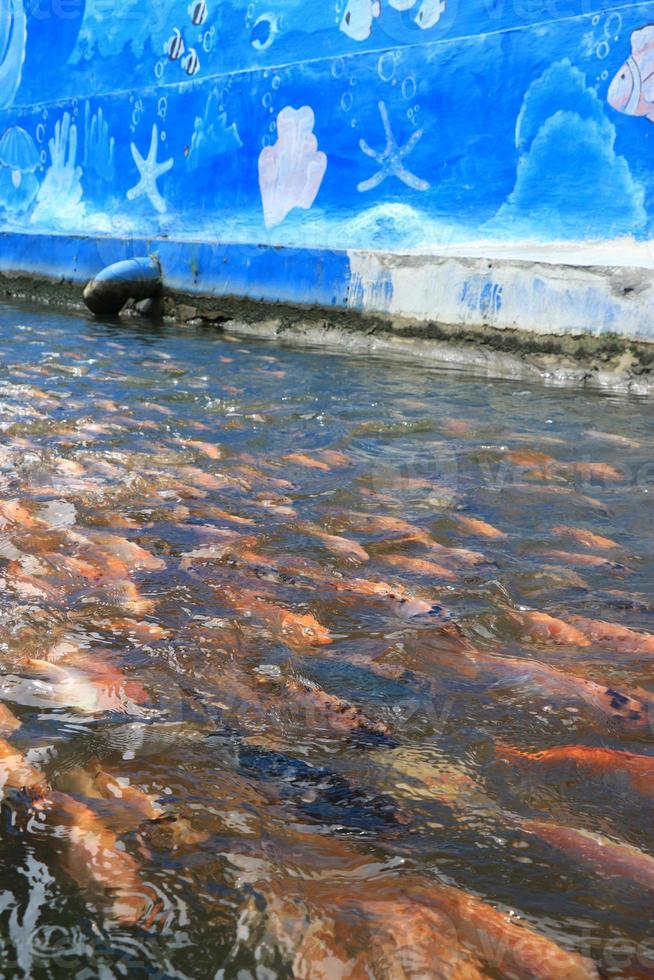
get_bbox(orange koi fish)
[440,418,475,438]
[284,453,331,472]
[270,675,389,737]
[0,499,42,529]
[317,449,350,467]
[0,703,20,734]
[194,504,255,526]
[552,526,620,550]
[510,610,591,647]
[521,817,654,894]
[507,450,559,478]
[544,550,630,572]
[568,616,654,655]
[183,439,222,460]
[220,587,333,650]
[91,534,165,571]
[0,736,44,796]
[299,524,369,562]
[45,791,160,926]
[569,461,624,482]
[496,742,654,798]
[467,650,650,731]
[380,554,458,580]
[456,515,507,540]
[584,429,641,449]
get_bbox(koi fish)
[543,550,631,572]
[380,554,458,580]
[325,510,431,543]
[275,873,598,980]
[183,439,222,460]
[495,742,654,799]
[570,461,624,482]
[58,758,166,831]
[284,453,331,472]
[0,703,20,734]
[509,610,592,647]
[470,650,650,731]
[440,417,475,438]
[267,674,390,738]
[298,523,369,562]
[0,499,42,529]
[507,449,559,478]
[220,586,333,650]
[317,449,350,467]
[44,791,160,926]
[584,429,641,449]
[13,657,148,716]
[91,534,165,571]
[193,504,255,526]
[552,526,620,551]
[0,736,44,796]
[427,541,488,567]
[568,615,654,655]
[456,515,507,540]
[521,816,654,894]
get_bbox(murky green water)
[0,301,652,977]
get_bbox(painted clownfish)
[608,24,654,121]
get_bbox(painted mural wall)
[0,0,652,252]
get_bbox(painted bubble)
[604,12,621,38]
[402,76,416,100]
[378,51,397,82]
[596,40,609,59]
[331,58,346,79]
[203,27,215,53]
[341,91,353,112]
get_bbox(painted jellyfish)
[0,126,39,214]
[0,0,27,109]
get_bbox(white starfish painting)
[357,101,429,193]
[127,124,173,214]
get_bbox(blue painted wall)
[0,0,652,251]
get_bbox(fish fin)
[631,24,654,55]
[85,755,102,777]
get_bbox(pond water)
[0,301,651,977]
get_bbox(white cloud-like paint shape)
[258,106,327,229]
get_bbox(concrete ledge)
[1,231,653,393]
